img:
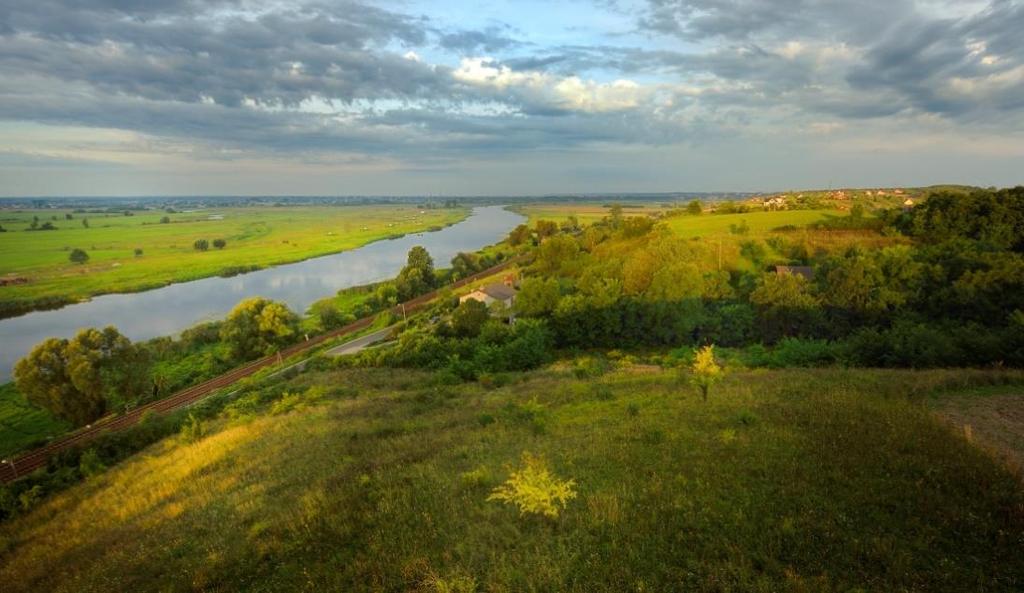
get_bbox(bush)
[487,452,577,519]
[179,413,204,443]
[193,239,209,251]
[769,337,839,368]
[69,248,89,264]
[213,239,227,249]
[78,449,106,478]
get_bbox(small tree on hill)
[159,216,170,224]
[687,200,703,215]
[690,345,723,402]
[395,246,436,300]
[69,248,89,264]
[212,238,226,249]
[81,218,89,228]
[193,239,209,251]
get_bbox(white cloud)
[452,57,651,113]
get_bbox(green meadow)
[0,384,67,458]
[0,205,468,316]
[1,364,1021,592]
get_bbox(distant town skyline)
[0,0,1021,196]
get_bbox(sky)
[0,0,1021,196]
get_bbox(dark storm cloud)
[847,0,1024,117]
[631,0,1024,122]
[0,0,1021,167]
[0,0,442,107]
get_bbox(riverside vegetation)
[1,186,1024,591]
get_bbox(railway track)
[0,256,524,484]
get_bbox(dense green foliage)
[219,297,300,360]
[13,327,151,426]
[513,187,1024,368]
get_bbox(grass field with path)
[1,364,1021,592]
[0,205,468,314]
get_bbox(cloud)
[0,0,1021,194]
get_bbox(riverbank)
[0,205,469,319]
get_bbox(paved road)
[324,326,396,357]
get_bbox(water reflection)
[0,206,523,381]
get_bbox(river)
[0,205,524,381]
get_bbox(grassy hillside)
[2,364,1021,592]
[0,205,468,315]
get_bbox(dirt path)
[933,392,1024,474]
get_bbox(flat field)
[510,203,663,225]
[665,209,836,237]
[1,365,1021,592]
[0,383,67,458]
[0,205,468,314]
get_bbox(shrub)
[689,345,723,401]
[212,239,227,249]
[69,248,89,264]
[769,337,838,368]
[179,412,204,443]
[193,239,209,251]
[487,452,577,518]
[78,449,106,478]
[573,354,610,379]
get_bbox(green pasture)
[0,384,67,458]
[665,209,837,238]
[0,205,468,314]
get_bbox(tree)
[609,204,624,228]
[160,216,170,224]
[507,224,531,246]
[534,234,580,276]
[560,215,580,233]
[687,200,703,215]
[69,248,89,264]
[451,252,480,279]
[451,298,489,337]
[395,246,436,300]
[193,239,209,251]
[689,345,723,401]
[535,219,559,239]
[750,272,823,340]
[134,248,143,257]
[13,327,151,426]
[516,277,561,317]
[219,297,299,360]
[212,239,227,249]
[82,218,89,228]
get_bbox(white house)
[459,282,517,309]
